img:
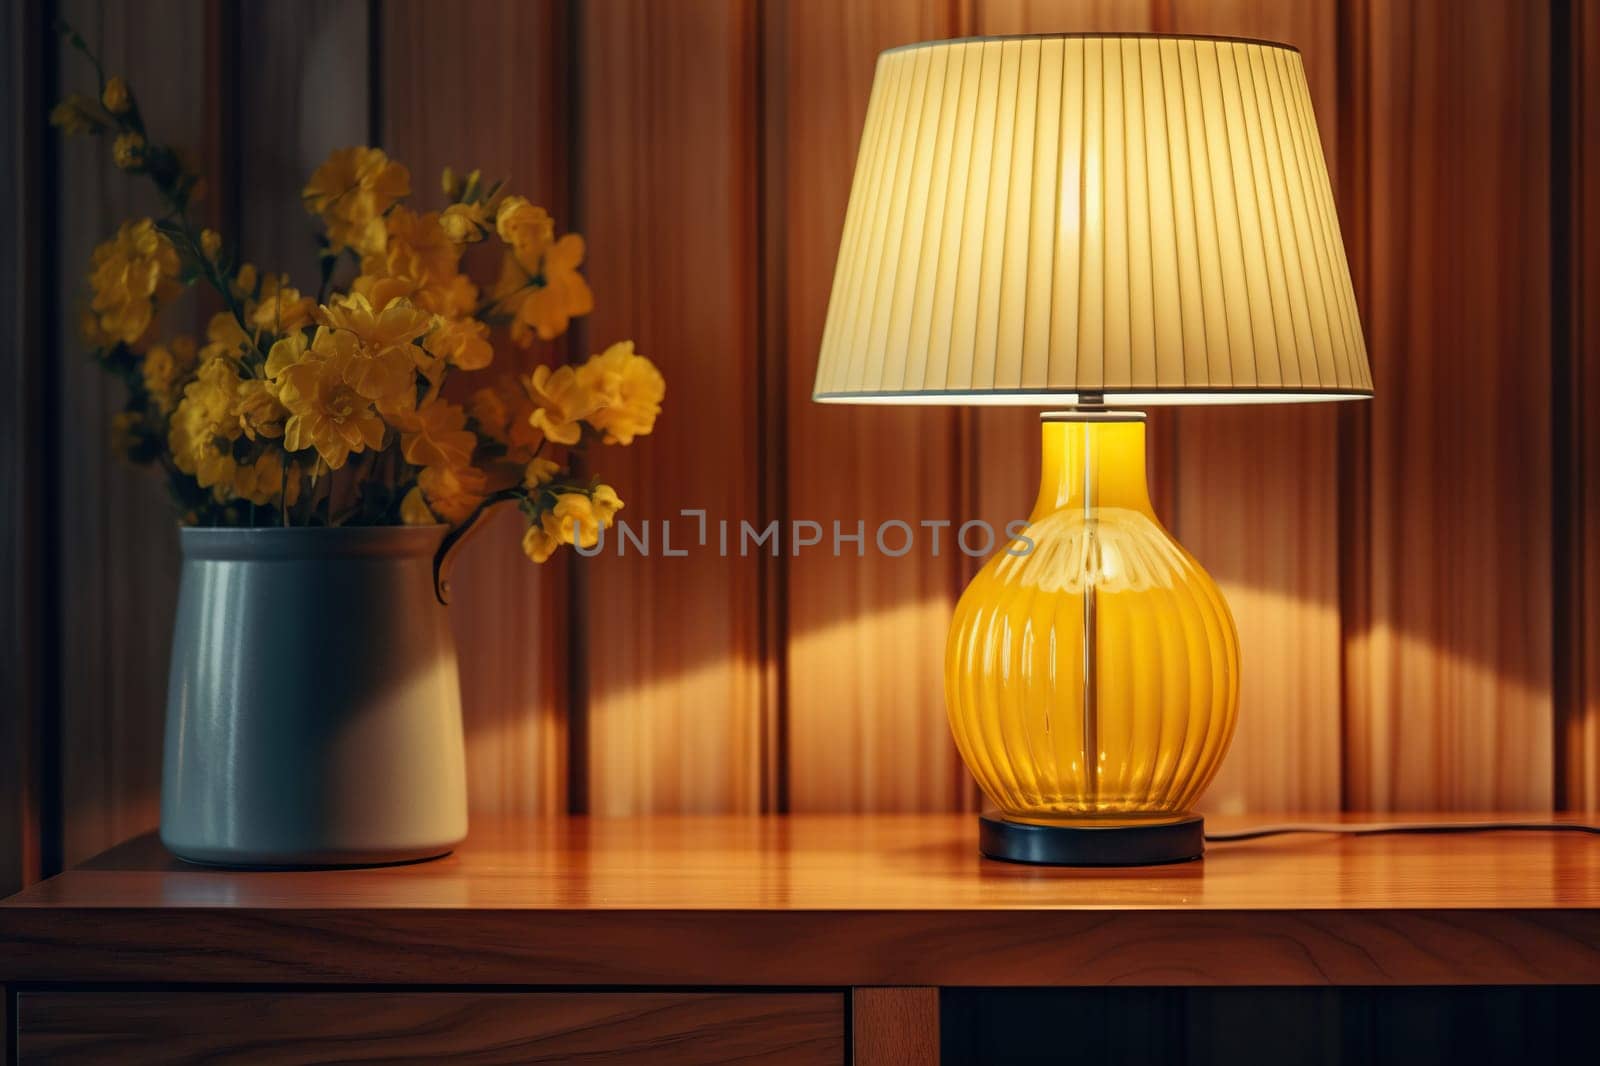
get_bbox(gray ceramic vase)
[161,525,468,867]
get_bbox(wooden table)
[2,814,1598,1063]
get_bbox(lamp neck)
[1032,414,1154,521]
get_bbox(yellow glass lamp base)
[945,412,1240,864]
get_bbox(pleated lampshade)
[813,34,1371,405]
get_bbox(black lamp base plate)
[978,813,1205,866]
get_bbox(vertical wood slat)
[755,0,789,812]
[578,0,766,813]
[53,0,213,866]
[774,0,969,814]
[1345,0,1554,809]
[1164,0,1345,812]
[236,1,369,291]
[381,0,570,817]
[2,0,46,893]
[1556,0,1600,809]
[1334,0,1374,817]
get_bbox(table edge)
[3,906,1597,988]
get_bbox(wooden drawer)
[15,991,845,1064]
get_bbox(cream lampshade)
[815,34,1370,406]
[814,35,1371,866]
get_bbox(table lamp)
[814,34,1371,865]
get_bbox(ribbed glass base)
[945,414,1240,825]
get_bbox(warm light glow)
[814,35,1371,405]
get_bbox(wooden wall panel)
[1345,0,1554,809]
[1164,0,1345,811]
[773,0,970,813]
[2,0,45,893]
[381,0,570,816]
[1559,0,1600,809]
[236,1,369,289]
[19,2,1600,864]
[577,1,766,813]
[54,0,210,867]
[973,0,1155,36]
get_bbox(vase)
[160,524,468,867]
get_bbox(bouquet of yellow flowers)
[51,27,662,564]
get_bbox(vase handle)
[432,499,517,605]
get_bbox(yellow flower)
[50,94,101,135]
[81,309,113,349]
[230,450,299,508]
[400,486,437,526]
[140,335,197,414]
[169,358,244,491]
[235,378,287,441]
[440,201,490,243]
[200,228,223,260]
[112,132,145,171]
[417,463,488,524]
[348,271,416,310]
[488,199,593,344]
[274,328,387,470]
[316,293,432,410]
[199,310,251,363]
[394,398,475,469]
[494,234,594,346]
[360,207,474,315]
[541,491,611,550]
[375,207,460,277]
[87,218,181,347]
[351,274,477,330]
[318,292,432,350]
[590,483,625,524]
[495,197,554,258]
[109,411,142,457]
[301,146,411,256]
[263,330,308,377]
[523,457,561,489]
[524,363,597,446]
[520,523,561,563]
[247,274,315,335]
[233,262,259,299]
[430,272,480,319]
[424,316,492,371]
[470,376,542,463]
[578,341,665,445]
[101,76,132,115]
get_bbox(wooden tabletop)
[3,814,1598,987]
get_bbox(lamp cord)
[1204,821,1600,843]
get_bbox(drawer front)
[16,991,845,1064]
